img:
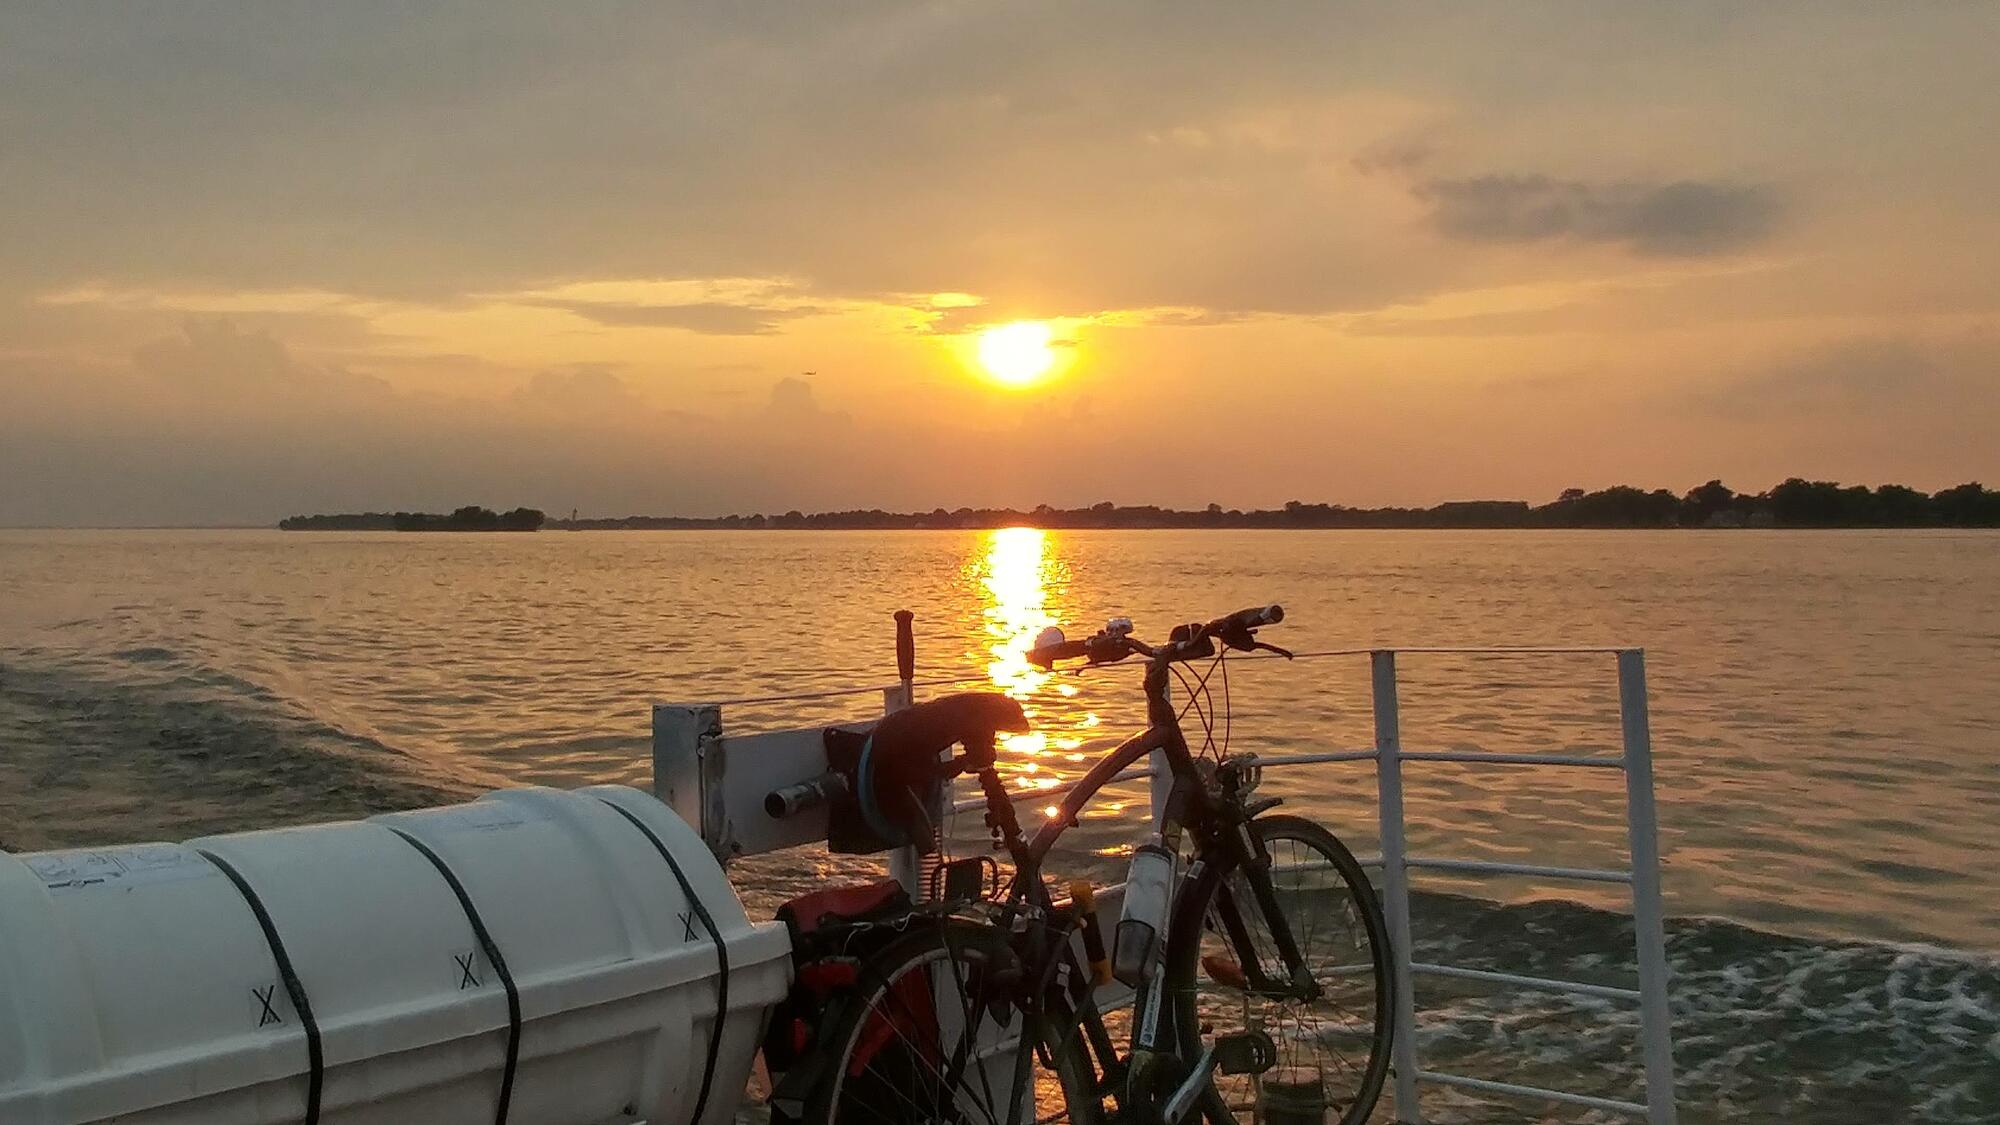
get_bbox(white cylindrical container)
[0,785,791,1125]
[1112,835,1176,987]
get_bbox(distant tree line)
[279,506,545,531]
[536,479,2000,531]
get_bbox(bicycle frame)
[999,657,1195,899]
[964,651,1318,1125]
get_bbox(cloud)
[1110,307,1253,328]
[1755,339,1934,402]
[1350,136,1435,177]
[517,364,644,414]
[1419,175,1782,256]
[132,319,392,400]
[1697,338,1946,417]
[535,299,827,335]
[760,376,847,427]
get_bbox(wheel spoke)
[821,927,1093,1125]
[1169,819,1392,1125]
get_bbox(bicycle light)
[1033,625,1066,649]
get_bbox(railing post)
[653,702,727,859]
[1618,649,1679,1125]
[1372,650,1423,1123]
[1149,673,1171,828]
[886,611,923,897]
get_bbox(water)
[2,528,1995,1121]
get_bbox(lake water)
[2,528,1995,1122]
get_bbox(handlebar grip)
[1026,638,1093,669]
[1214,604,1284,632]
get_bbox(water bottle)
[1112,835,1175,986]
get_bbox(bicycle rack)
[653,636,1678,1125]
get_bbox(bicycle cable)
[1219,647,1232,760]
[1169,653,1225,760]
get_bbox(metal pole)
[1618,649,1678,1125]
[1372,650,1422,1123]
[653,703,727,859]
[886,611,922,897]
[1150,673,1171,828]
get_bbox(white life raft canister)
[0,785,791,1125]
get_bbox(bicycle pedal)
[1214,1029,1276,1076]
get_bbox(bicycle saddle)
[855,692,1028,844]
[867,692,1027,774]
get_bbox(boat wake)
[1399,892,1999,1122]
[0,647,478,852]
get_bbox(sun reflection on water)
[981,527,1058,698]
[974,528,1100,803]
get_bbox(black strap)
[199,849,324,1125]
[595,797,730,1125]
[384,827,522,1125]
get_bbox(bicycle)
[777,605,1393,1125]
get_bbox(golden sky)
[2,4,1996,524]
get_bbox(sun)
[976,321,1057,387]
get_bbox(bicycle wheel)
[806,921,1103,1125]
[1165,814,1393,1125]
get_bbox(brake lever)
[1251,640,1295,660]
[1214,625,1258,653]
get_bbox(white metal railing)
[652,645,1678,1125]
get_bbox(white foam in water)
[1405,894,2000,1122]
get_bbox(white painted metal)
[654,702,722,842]
[0,786,791,1125]
[1250,749,1378,766]
[1414,1070,1648,1117]
[1408,962,1642,1003]
[1620,650,1680,1125]
[1398,750,1625,768]
[1341,646,1677,1123]
[1149,677,1172,825]
[654,707,874,862]
[881,682,923,898]
[1370,649,1424,1121]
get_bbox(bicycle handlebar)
[1028,636,1094,666]
[1209,604,1283,633]
[1025,604,1285,669]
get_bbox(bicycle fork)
[1210,814,1322,1002]
[1149,823,1324,1125]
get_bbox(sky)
[2,3,1996,525]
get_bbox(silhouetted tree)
[1871,485,1929,526]
[1933,482,2000,526]
[1681,479,1738,526]
[1769,479,1848,526]
[286,479,2000,532]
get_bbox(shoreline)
[434,521,2000,532]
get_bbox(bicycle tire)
[806,920,1103,1125]
[1164,814,1394,1125]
